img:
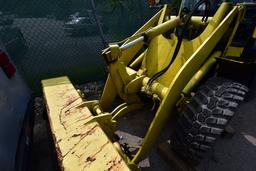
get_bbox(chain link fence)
[0,0,156,93]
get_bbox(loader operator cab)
[175,0,242,40]
[175,0,256,45]
[178,0,256,71]
[176,0,214,40]
[178,0,213,16]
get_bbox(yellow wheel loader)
[42,1,256,170]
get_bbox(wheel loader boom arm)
[101,2,244,163]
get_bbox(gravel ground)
[32,78,256,171]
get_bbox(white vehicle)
[0,47,34,171]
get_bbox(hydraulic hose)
[147,0,211,86]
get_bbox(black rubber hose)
[147,0,210,86]
[202,1,211,22]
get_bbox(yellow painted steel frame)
[95,2,247,165]
[42,3,249,170]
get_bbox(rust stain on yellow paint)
[42,76,131,171]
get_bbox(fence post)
[90,0,108,48]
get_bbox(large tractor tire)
[171,77,249,165]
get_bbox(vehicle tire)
[171,77,249,165]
